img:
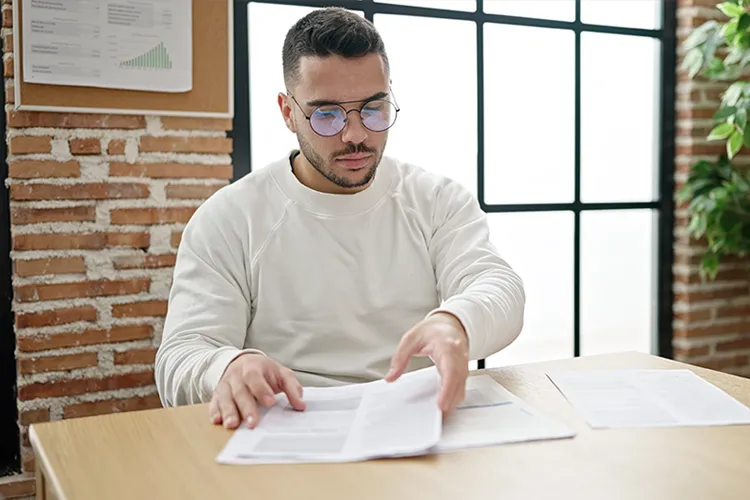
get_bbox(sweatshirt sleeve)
[155,194,263,407]
[426,179,526,361]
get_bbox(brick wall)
[673,0,750,376]
[0,1,233,497]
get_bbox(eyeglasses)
[287,91,400,137]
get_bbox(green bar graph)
[119,42,172,70]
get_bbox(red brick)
[8,160,79,178]
[69,138,101,155]
[110,207,197,225]
[17,324,153,352]
[8,135,52,154]
[15,305,97,328]
[2,6,11,28]
[13,232,149,251]
[3,32,13,53]
[15,278,150,302]
[19,371,155,400]
[21,447,35,473]
[161,117,233,131]
[113,254,176,270]
[675,286,749,304]
[3,54,11,78]
[694,355,750,371]
[115,347,157,365]
[716,337,750,352]
[7,110,146,129]
[6,80,14,104]
[673,320,750,339]
[165,183,225,199]
[11,205,96,224]
[108,139,127,155]
[110,162,233,179]
[64,393,162,419]
[0,475,35,499]
[171,230,183,247]
[10,182,149,201]
[19,408,49,426]
[675,143,727,156]
[674,309,713,322]
[139,136,232,154]
[14,256,86,277]
[673,344,711,358]
[18,352,99,374]
[112,300,168,318]
[676,108,716,120]
[674,267,750,285]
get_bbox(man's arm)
[426,180,526,361]
[155,195,262,407]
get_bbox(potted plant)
[679,0,750,280]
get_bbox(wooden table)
[30,351,750,500]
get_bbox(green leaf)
[724,82,745,106]
[709,122,736,139]
[743,117,750,146]
[729,130,744,158]
[685,20,719,50]
[700,252,720,281]
[737,107,748,130]
[682,49,704,78]
[715,106,738,120]
[724,18,740,40]
[718,2,745,17]
[725,46,745,64]
[739,13,750,31]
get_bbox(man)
[155,7,525,430]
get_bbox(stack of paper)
[547,369,750,429]
[216,368,575,465]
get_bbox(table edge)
[29,423,68,500]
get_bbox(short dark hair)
[282,7,390,89]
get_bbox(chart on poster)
[21,0,192,92]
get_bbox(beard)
[296,132,385,189]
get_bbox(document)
[216,367,442,465]
[21,0,192,92]
[547,369,750,429]
[434,375,576,452]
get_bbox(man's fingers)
[229,379,260,428]
[216,384,241,429]
[435,348,468,412]
[208,396,222,425]
[246,373,277,408]
[386,330,424,382]
[279,369,306,411]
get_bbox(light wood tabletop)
[30,351,750,500]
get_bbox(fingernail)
[247,416,254,427]
[224,416,236,428]
[386,368,394,379]
[210,414,219,423]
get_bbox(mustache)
[331,143,377,159]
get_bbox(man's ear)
[278,93,297,133]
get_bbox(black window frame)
[231,0,677,368]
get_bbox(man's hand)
[385,312,469,413]
[209,353,306,429]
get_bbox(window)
[231,0,676,369]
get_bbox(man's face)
[280,53,392,191]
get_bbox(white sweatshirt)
[155,152,525,407]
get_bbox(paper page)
[434,376,576,452]
[547,369,750,429]
[22,0,192,92]
[216,367,441,465]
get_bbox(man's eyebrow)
[305,91,390,108]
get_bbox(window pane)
[247,4,364,171]
[375,15,477,195]
[483,0,575,22]
[484,212,574,368]
[484,25,574,204]
[580,210,656,357]
[581,0,661,30]
[374,0,476,12]
[580,33,660,203]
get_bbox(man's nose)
[340,110,368,144]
